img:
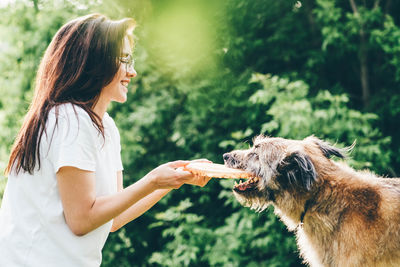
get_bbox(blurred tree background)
[0,0,398,266]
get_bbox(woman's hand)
[183,159,213,187]
[184,173,212,187]
[145,159,213,189]
[145,160,193,190]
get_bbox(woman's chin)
[115,87,128,103]
[112,93,127,103]
[115,96,127,103]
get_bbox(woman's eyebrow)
[121,52,131,57]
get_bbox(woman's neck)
[93,97,110,120]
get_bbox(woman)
[0,14,210,266]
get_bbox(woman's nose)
[126,65,137,78]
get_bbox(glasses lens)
[119,55,134,70]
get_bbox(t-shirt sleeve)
[48,112,98,173]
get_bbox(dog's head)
[223,135,345,211]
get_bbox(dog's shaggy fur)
[224,135,400,267]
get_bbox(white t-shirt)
[0,103,123,267]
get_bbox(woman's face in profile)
[101,36,136,104]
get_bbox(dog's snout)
[223,153,231,161]
[223,153,229,161]
[223,152,244,169]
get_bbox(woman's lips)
[121,80,130,87]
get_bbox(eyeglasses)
[119,54,135,70]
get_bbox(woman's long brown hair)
[5,14,135,175]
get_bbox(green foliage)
[148,199,212,266]
[248,73,391,172]
[147,192,299,267]
[371,15,400,81]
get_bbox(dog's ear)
[277,152,317,192]
[306,136,345,159]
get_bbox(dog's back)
[298,170,400,267]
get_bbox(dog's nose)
[223,153,230,161]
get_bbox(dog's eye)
[254,144,260,149]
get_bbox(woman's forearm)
[84,176,159,235]
[57,167,158,236]
[57,161,194,236]
[111,189,172,232]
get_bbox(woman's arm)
[111,165,212,232]
[56,161,192,236]
[111,182,171,232]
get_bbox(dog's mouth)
[223,159,260,192]
[233,176,260,192]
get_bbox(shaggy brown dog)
[223,135,400,267]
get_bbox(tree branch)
[373,0,381,10]
[349,0,358,14]
[384,0,392,15]
[32,0,39,12]
[349,0,370,108]
[302,0,319,47]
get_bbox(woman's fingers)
[148,159,213,190]
[166,160,190,169]
[197,176,212,187]
[174,159,213,187]
[184,173,212,187]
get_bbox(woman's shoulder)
[103,112,116,127]
[49,103,91,121]
[46,103,97,135]
[48,103,91,123]
[103,112,120,135]
[45,104,100,144]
